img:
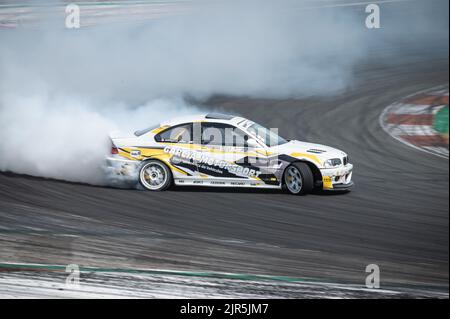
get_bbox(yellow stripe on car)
[151,125,170,134]
[290,152,321,165]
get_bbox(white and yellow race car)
[106,113,353,195]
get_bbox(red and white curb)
[380,86,449,159]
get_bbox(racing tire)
[283,162,314,195]
[139,160,173,191]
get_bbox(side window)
[155,123,192,143]
[226,127,249,147]
[201,123,250,147]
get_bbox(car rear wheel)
[284,162,314,195]
[139,160,172,191]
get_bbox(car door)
[198,122,269,186]
[154,122,200,180]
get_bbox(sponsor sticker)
[130,150,141,158]
[164,146,262,179]
[323,176,333,189]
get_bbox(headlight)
[323,158,342,168]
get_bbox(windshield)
[247,122,288,147]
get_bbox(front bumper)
[320,163,353,191]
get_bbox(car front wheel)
[284,162,314,195]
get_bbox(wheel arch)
[140,156,172,173]
[138,157,174,191]
[283,159,322,187]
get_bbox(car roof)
[160,113,247,127]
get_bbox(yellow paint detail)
[160,143,260,157]
[119,147,166,161]
[322,176,333,189]
[290,152,321,165]
[117,150,138,161]
[118,147,189,176]
[141,148,166,157]
[151,125,170,134]
[168,164,189,176]
[255,149,269,156]
[117,144,275,178]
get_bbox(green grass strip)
[0,262,318,284]
[434,105,449,135]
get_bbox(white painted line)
[422,146,449,157]
[390,104,434,114]
[386,124,439,136]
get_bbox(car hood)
[271,140,347,166]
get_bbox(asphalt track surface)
[0,1,449,297]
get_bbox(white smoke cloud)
[0,92,197,183]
